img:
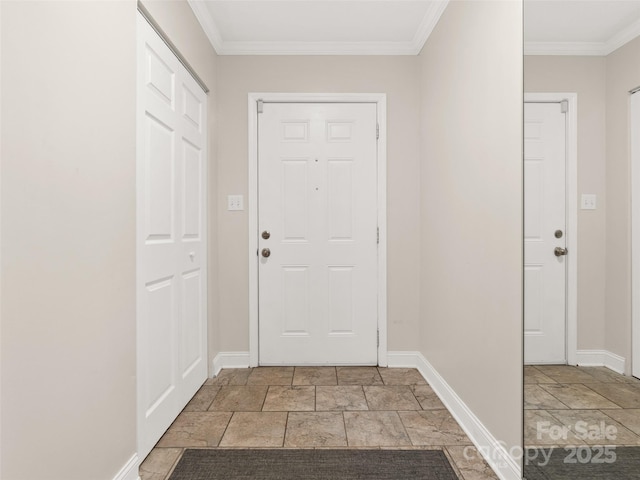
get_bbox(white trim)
[524,41,608,56]
[605,17,640,55]
[186,0,224,54]
[524,93,578,366]
[212,352,251,376]
[187,1,448,56]
[387,352,521,480]
[112,454,140,480]
[525,20,640,57]
[575,350,626,375]
[214,41,422,56]
[632,91,640,379]
[410,0,449,55]
[248,93,388,367]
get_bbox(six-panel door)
[524,102,567,364]
[137,14,208,461]
[258,103,378,365]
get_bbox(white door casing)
[136,13,208,460]
[631,91,640,379]
[524,102,568,364]
[257,102,378,365]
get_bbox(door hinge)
[376,123,379,140]
[257,99,264,114]
[377,227,379,244]
[560,100,568,114]
[377,329,380,347]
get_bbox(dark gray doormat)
[168,448,459,480]
[524,447,640,479]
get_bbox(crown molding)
[188,0,449,56]
[220,41,419,56]
[526,17,640,56]
[188,0,224,54]
[411,0,449,55]
[604,16,640,55]
[524,41,608,56]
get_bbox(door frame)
[524,93,578,365]
[631,90,640,378]
[247,93,388,367]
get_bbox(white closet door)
[136,13,208,460]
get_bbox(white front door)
[137,13,208,460]
[524,102,567,364]
[258,103,378,365]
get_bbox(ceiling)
[187,0,640,56]
[187,0,449,55]
[525,0,640,55]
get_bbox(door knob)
[554,247,568,257]
[261,248,271,258]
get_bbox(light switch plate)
[228,195,244,211]
[581,194,597,210]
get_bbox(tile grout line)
[260,385,270,411]
[162,447,185,480]
[532,383,572,410]
[396,409,416,447]
[579,383,627,409]
[441,446,467,480]
[342,411,351,447]
[283,411,289,448]
[204,385,221,411]
[216,411,235,447]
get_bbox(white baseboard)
[212,351,251,376]
[388,351,521,480]
[112,453,139,480]
[576,349,626,374]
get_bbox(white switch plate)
[581,194,597,210]
[227,195,244,211]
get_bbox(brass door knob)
[262,248,271,258]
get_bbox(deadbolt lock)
[555,230,563,239]
[262,231,271,240]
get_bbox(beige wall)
[419,0,523,456]
[0,1,219,479]
[605,36,640,369]
[216,56,422,352]
[524,56,608,351]
[1,2,137,479]
[140,0,221,369]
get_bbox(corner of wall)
[388,352,521,480]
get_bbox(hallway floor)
[140,366,498,480]
[525,365,640,447]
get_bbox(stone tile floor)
[525,365,640,447]
[140,366,498,480]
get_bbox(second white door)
[137,13,208,460]
[258,103,378,365]
[524,102,567,364]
